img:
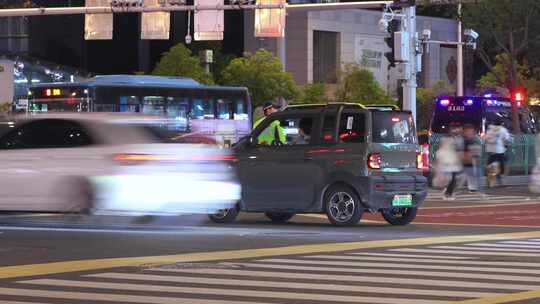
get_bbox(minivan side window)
[257,116,314,146]
[0,119,94,149]
[339,112,366,143]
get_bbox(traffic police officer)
[254,102,285,145]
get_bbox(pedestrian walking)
[435,136,463,200]
[462,124,481,192]
[485,118,511,187]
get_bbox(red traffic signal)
[512,89,526,107]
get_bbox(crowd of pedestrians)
[434,118,510,200]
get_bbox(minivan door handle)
[304,157,314,162]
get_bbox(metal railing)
[429,133,536,175]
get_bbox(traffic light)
[512,88,526,107]
[384,19,401,68]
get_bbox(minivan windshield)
[372,112,417,144]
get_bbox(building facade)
[244,9,458,95]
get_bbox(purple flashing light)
[440,99,450,106]
[465,99,474,105]
[486,99,494,106]
[484,94,493,98]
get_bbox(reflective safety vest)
[254,117,285,145]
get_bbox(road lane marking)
[231,262,540,283]
[20,279,447,304]
[453,289,540,304]
[149,267,540,291]
[351,252,475,260]
[431,245,540,253]
[0,287,270,304]
[301,255,540,271]
[87,272,498,299]
[464,242,540,249]
[2,230,540,279]
[389,248,540,257]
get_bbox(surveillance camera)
[378,18,389,32]
[421,29,431,40]
[464,29,479,40]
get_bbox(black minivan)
[209,103,428,226]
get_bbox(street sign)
[254,0,286,38]
[141,0,170,39]
[194,0,224,41]
[85,0,113,40]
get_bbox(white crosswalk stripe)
[1,238,539,304]
[148,266,540,291]
[465,242,540,249]
[431,245,540,253]
[389,247,540,257]
[256,258,540,275]
[234,261,540,283]
[305,254,540,268]
[350,252,475,259]
[19,278,448,304]
[86,272,499,299]
[501,240,540,245]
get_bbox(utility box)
[394,31,410,62]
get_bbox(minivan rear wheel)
[208,206,239,224]
[265,212,295,223]
[381,207,418,225]
[324,185,363,226]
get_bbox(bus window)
[119,96,140,113]
[191,98,214,119]
[235,99,249,120]
[217,99,233,120]
[142,96,166,115]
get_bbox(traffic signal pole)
[402,5,417,122]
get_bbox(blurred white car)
[0,113,241,216]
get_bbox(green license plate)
[392,194,413,206]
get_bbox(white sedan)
[0,113,241,216]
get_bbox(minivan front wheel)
[324,185,364,226]
[208,207,239,224]
[381,207,418,225]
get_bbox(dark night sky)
[28,0,244,75]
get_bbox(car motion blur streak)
[0,113,241,216]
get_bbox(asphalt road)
[0,186,539,304]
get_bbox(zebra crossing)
[1,238,540,303]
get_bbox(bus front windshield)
[30,87,91,113]
[431,99,482,134]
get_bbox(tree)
[0,0,32,8]
[151,43,214,85]
[464,0,540,88]
[463,0,540,133]
[221,49,298,107]
[293,83,327,104]
[335,64,394,105]
[416,81,454,131]
[476,53,531,96]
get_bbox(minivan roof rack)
[364,104,400,111]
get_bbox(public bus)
[429,95,537,174]
[27,75,252,146]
